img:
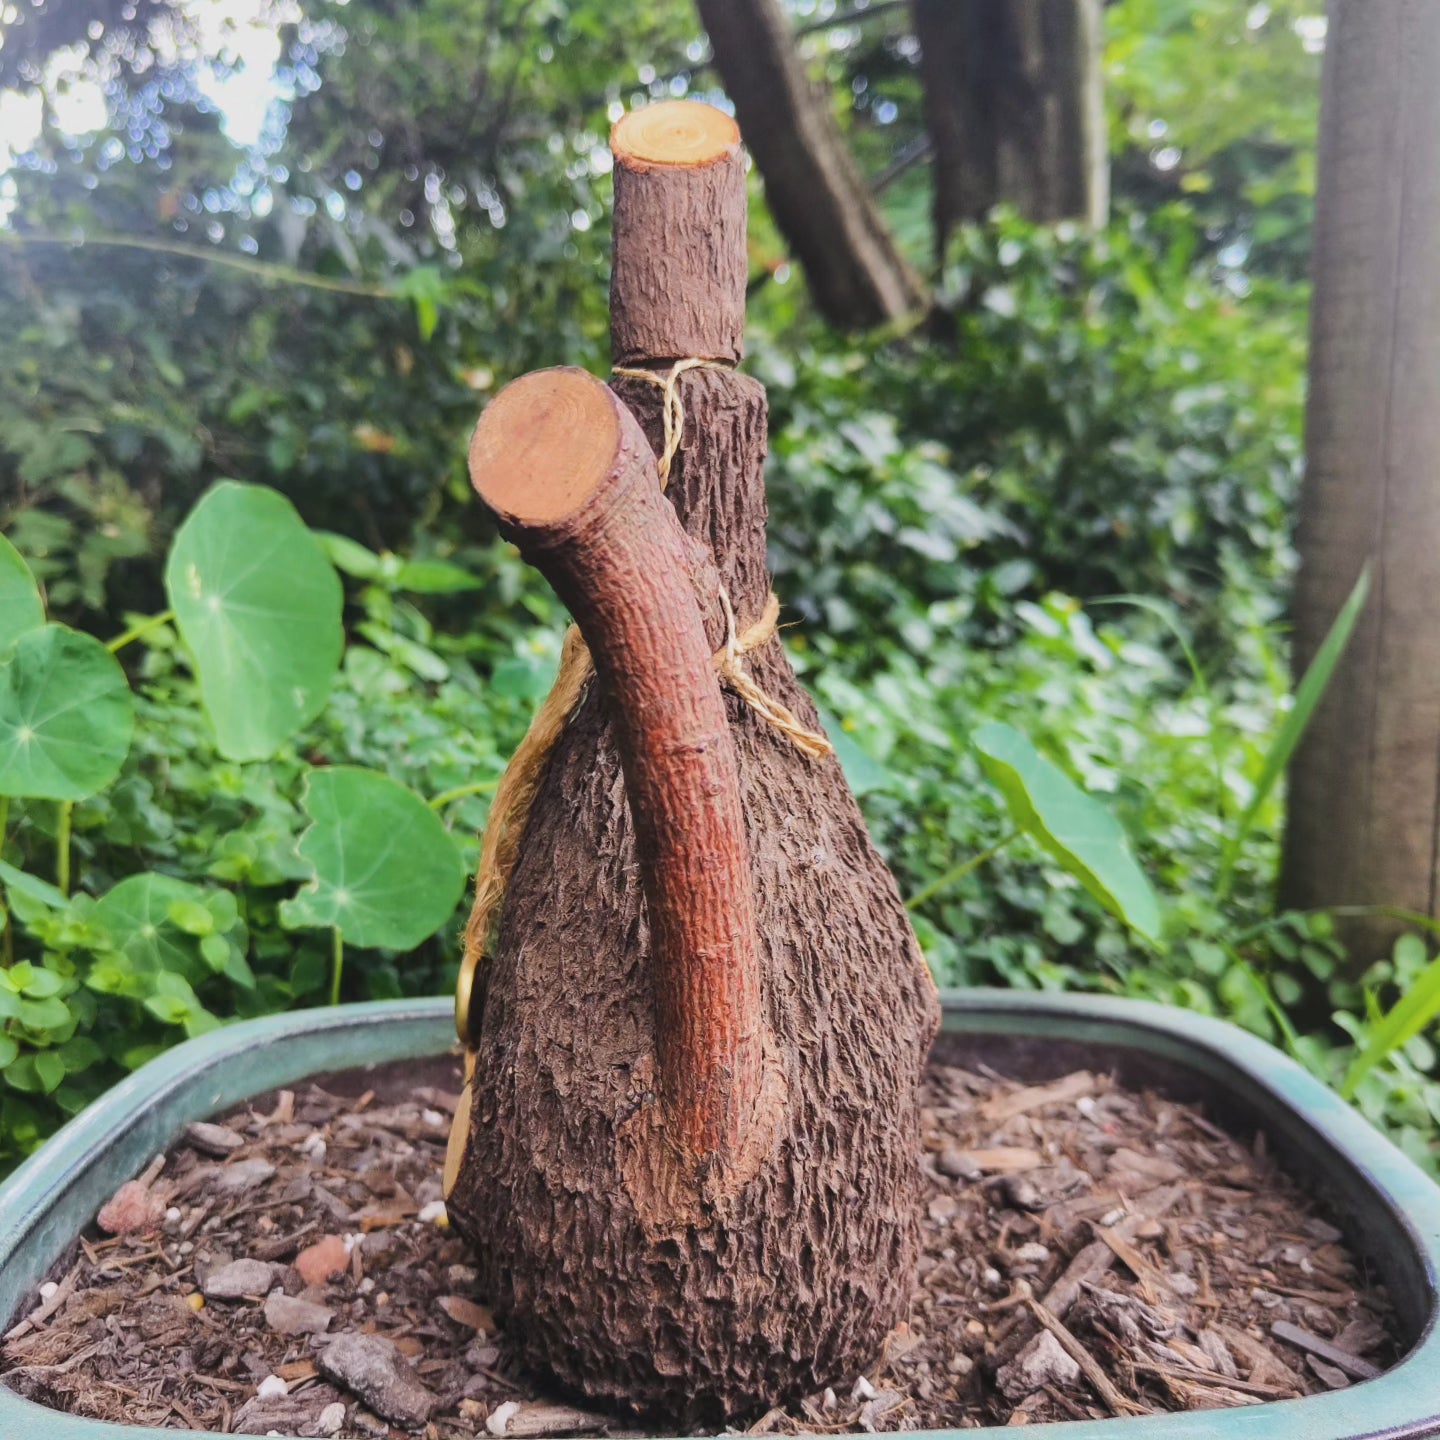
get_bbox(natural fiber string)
[611,356,717,484]
[457,359,832,1042]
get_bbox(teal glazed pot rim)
[0,990,1435,1439]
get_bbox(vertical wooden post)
[1280,1,1440,956]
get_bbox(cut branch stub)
[469,366,763,1163]
[610,101,747,366]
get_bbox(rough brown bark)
[469,368,765,1165]
[694,0,925,329]
[447,101,939,1419]
[912,0,1107,253]
[610,103,747,366]
[1279,1,1440,959]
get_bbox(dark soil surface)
[2,1054,1399,1436]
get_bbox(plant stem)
[906,829,1021,911]
[330,928,344,1006]
[0,795,8,850]
[106,608,175,653]
[427,778,501,810]
[56,801,72,897]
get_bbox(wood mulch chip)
[1,1056,1398,1436]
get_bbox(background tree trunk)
[912,0,1107,255]
[1280,0,1440,961]
[694,0,925,328]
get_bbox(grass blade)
[1341,951,1440,1097]
[1216,565,1371,900]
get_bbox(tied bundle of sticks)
[456,358,832,1046]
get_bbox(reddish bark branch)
[469,367,762,1161]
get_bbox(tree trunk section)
[1280,0,1440,961]
[694,0,926,329]
[912,0,1107,254]
[447,102,939,1419]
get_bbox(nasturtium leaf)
[94,873,214,978]
[0,534,44,651]
[0,624,134,800]
[972,722,1163,944]
[165,481,343,761]
[280,766,466,950]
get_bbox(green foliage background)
[4,0,1439,1177]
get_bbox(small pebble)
[264,1290,334,1337]
[185,1121,245,1156]
[38,1281,57,1300]
[936,1147,981,1181]
[96,1178,166,1236]
[851,1375,876,1402]
[948,1353,974,1377]
[256,1375,288,1398]
[418,1200,447,1225]
[317,1331,437,1428]
[295,1235,350,1286]
[487,1400,521,1435]
[315,1402,347,1437]
[202,1258,276,1300]
[1002,1176,1044,1211]
[212,1157,276,1194]
[1014,1242,1050,1264]
[997,1331,1080,1401]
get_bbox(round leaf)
[280,766,466,950]
[94,873,214,977]
[165,481,343,761]
[0,533,44,652]
[0,624,134,800]
[972,721,1162,944]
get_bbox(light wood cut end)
[611,100,740,170]
[469,367,620,526]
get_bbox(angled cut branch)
[468,366,762,1162]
